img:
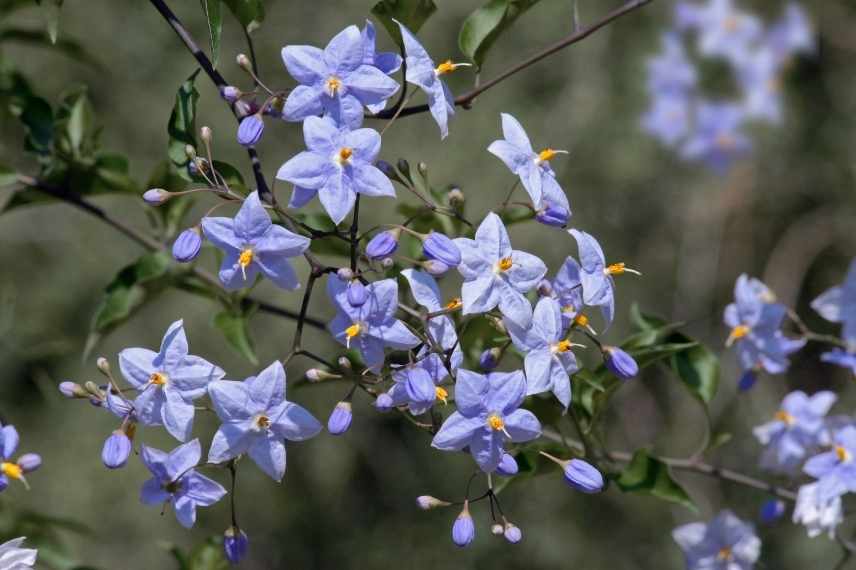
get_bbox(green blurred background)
[1,0,855,568]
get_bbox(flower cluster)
[642,0,813,172]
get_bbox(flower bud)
[451,502,475,547]
[417,161,428,177]
[375,393,394,412]
[83,381,104,399]
[336,267,355,281]
[236,53,252,70]
[535,203,570,227]
[337,356,352,370]
[306,368,340,382]
[491,523,504,536]
[448,187,465,206]
[347,280,368,307]
[327,401,353,435]
[185,145,197,160]
[224,526,249,564]
[423,259,450,276]
[102,430,132,469]
[376,160,402,183]
[537,278,554,297]
[366,230,399,260]
[143,188,170,205]
[416,495,451,510]
[381,257,394,269]
[563,458,604,493]
[17,453,41,473]
[396,159,412,182]
[237,115,264,147]
[503,522,522,544]
[496,453,519,477]
[603,346,638,380]
[479,348,501,371]
[200,126,212,143]
[220,85,241,103]
[96,357,111,376]
[738,369,757,392]
[264,96,284,117]
[760,499,786,524]
[423,232,461,267]
[58,381,87,399]
[234,99,254,119]
[172,227,203,263]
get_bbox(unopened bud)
[142,188,171,205]
[336,267,355,281]
[417,161,428,177]
[503,522,523,544]
[224,526,249,564]
[327,401,353,435]
[220,85,240,103]
[381,257,394,269]
[479,348,501,371]
[396,158,412,182]
[200,126,212,143]
[451,501,475,547]
[184,145,197,160]
[416,495,451,510]
[448,187,465,206]
[58,381,87,399]
[375,393,394,412]
[102,430,132,469]
[17,453,41,473]
[306,368,341,382]
[236,53,252,70]
[337,356,352,370]
[96,357,111,376]
[84,381,103,399]
[537,278,554,297]
[491,523,504,535]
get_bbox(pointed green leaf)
[167,69,201,177]
[200,0,222,68]
[616,449,697,512]
[371,0,437,48]
[223,0,265,34]
[459,0,541,69]
[671,339,720,405]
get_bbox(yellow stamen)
[538,148,557,162]
[345,323,362,348]
[553,340,574,353]
[435,60,456,75]
[717,547,733,561]
[836,445,851,463]
[487,414,504,431]
[445,298,462,311]
[325,76,342,95]
[574,314,589,328]
[239,248,254,280]
[726,325,750,346]
[435,386,448,404]
[149,372,168,386]
[606,262,626,275]
[337,147,353,164]
[255,415,271,429]
[497,257,513,272]
[774,410,795,425]
[1,462,22,480]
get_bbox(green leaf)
[18,94,54,153]
[167,70,201,177]
[223,0,265,34]
[200,0,222,68]
[214,307,259,364]
[616,449,697,512]
[0,163,17,187]
[459,0,541,69]
[371,0,437,48]
[93,153,139,194]
[671,339,719,405]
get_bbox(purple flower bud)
[17,453,41,473]
[224,526,249,564]
[366,230,399,260]
[496,453,519,477]
[58,381,85,398]
[451,503,475,547]
[423,232,461,267]
[375,393,394,412]
[101,430,132,469]
[416,495,451,510]
[143,188,170,205]
[563,458,604,493]
[376,160,401,183]
[537,278,553,297]
[327,401,352,435]
[337,267,355,281]
[738,369,758,391]
[503,523,522,544]
[233,99,254,118]
[760,499,786,524]
[603,346,638,380]
[220,85,240,103]
[479,348,501,371]
[535,203,570,227]
[423,259,450,275]
[237,115,264,147]
[347,280,369,307]
[172,227,202,263]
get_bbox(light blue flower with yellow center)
[672,510,760,570]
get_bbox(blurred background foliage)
[0,0,855,568]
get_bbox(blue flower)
[281,25,399,129]
[237,114,264,147]
[646,33,697,96]
[327,276,420,370]
[812,258,856,373]
[767,3,813,61]
[563,458,604,493]
[276,116,395,224]
[793,482,843,538]
[753,390,836,475]
[454,212,546,327]
[224,526,249,564]
[139,439,226,529]
[724,274,805,376]
[680,102,751,173]
[603,346,639,380]
[568,229,639,329]
[487,113,571,214]
[401,269,463,359]
[451,502,475,547]
[0,424,40,491]
[361,20,403,114]
[672,510,761,570]
[397,21,469,139]
[804,425,856,502]
[549,257,584,329]
[431,369,541,472]
[0,538,37,568]
[693,0,763,64]
[201,191,310,290]
[102,430,132,469]
[207,361,322,481]
[504,297,579,410]
[327,401,353,435]
[119,320,224,441]
[172,227,202,263]
[642,92,692,147]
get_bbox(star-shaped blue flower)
[550,256,585,330]
[453,212,546,327]
[398,21,468,139]
[281,25,399,129]
[672,510,760,570]
[504,297,579,411]
[201,191,310,290]
[431,369,541,472]
[139,439,226,529]
[804,425,856,502]
[401,269,462,359]
[327,276,420,370]
[276,116,395,225]
[812,258,856,374]
[487,113,571,214]
[207,361,322,482]
[680,102,751,173]
[691,0,763,64]
[753,390,836,475]
[119,320,224,441]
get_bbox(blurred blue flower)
[793,482,843,538]
[812,258,856,374]
[804,425,856,502]
[549,257,584,329]
[680,102,751,173]
[672,510,760,570]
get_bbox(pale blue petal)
[200,217,242,251]
[234,191,271,241]
[503,409,541,442]
[270,401,322,441]
[461,276,499,315]
[524,349,553,396]
[173,495,197,529]
[506,250,547,293]
[371,320,420,349]
[276,151,335,189]
[165,439,202,480]
[469,428,503,472]
[497,281,533,327]
[455,369,489,416]
[324,25,364,74]
[485,370,526,415]
[140,477,170,505]
[453,238,491,280]
[248,435,286,482]
[208,380,255,421]
[184,471,227,506]
[318,173,356,225]
[475,212,512,261]
[401,269,443,311]
[281,45,327,84]
[118,347,157,388]
[352,164,395,197]
[208,422,253,463]
[431,413,483,451]
[163,390,195,442]
[289,186,318,208]
[345,65,399,105]
[283,85,324,122]
[246,361,286,410]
